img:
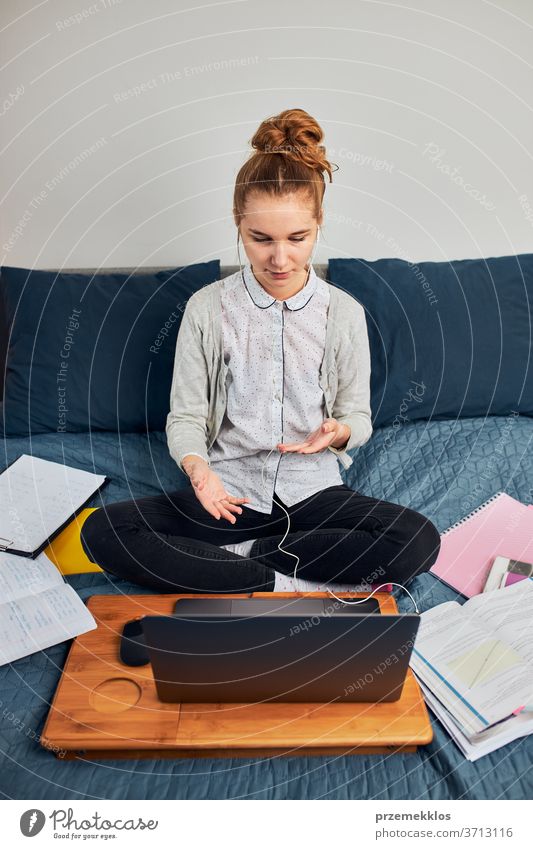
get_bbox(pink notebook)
[430,492,533,597]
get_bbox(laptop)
[141,597,419,704]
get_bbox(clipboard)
[0,454,110,558]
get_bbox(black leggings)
[80,484,441,594]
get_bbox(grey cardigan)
[166,275,373,473]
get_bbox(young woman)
[80,108,441,593]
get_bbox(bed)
[1,260,532,800]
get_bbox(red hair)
[233,108,338,227]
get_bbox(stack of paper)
[418,680,533,761]
[410,579,533,761]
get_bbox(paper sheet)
[0,584,96,665]
[0,454,106,553]
[0,550,63,603]
[462,578,533,665]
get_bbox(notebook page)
[411,597,533,736]
[0,584,96,665]
[0,454,106,553]
[430,493,533,597]
[463,579,533,666]
[0,550,63,603]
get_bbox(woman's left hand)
[277,418,350,455]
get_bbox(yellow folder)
[44,508,103,575]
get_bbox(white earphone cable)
[235,228,418,614]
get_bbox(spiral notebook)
[430,492,533,598]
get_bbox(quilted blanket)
[1,416,532,799]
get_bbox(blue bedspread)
[1,416,532,800]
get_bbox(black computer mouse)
[119,619,150,667]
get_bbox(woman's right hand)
[183,457,250,523]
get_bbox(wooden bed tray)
[41,592,433,760]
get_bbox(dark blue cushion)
[0,262,220,435]
[328,255,533,428]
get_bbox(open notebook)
[0,549,96,665]
[430,492,533,597]
[0,454,108,557]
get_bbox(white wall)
[1,0,532,268]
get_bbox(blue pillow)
[0,262,220,435]
[328,255,533,428]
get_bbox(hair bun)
[251,108,335,180]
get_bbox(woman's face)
[237,192,321,299]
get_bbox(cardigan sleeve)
[328,300,373,459]
[165,297,211,473]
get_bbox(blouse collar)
[241,262,318,310]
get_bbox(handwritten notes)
[0,454,106,553]
[0,549,96,665]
